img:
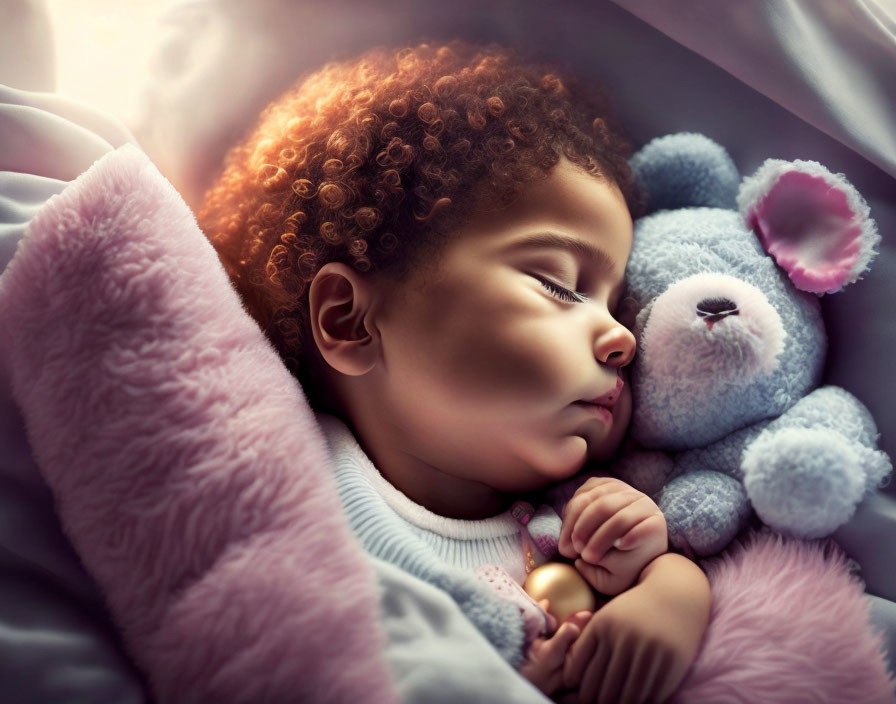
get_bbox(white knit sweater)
[317,412,531,584]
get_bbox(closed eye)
[532,274,589,304]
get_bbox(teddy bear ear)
[737,160,880,294]
[629,133,740,214]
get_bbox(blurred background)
[4,0,173,122]
[44,0,171,125]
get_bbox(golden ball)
[523,562,596,622]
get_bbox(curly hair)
[199,41,640,396]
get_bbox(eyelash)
[534,275,589,304]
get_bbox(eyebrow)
[508,232,618,273]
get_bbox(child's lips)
[584,375,625,408]
[573,400,614,424]
[571,374,623,423]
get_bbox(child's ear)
[308,262,380,376]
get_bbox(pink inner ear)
[747,171,861,293]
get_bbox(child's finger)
[575,558,620,596]
[553,621,581,650]
[591,639,626,704]
[538,599,557,634]
[581,499,663,563]
[558,524,576,559]
[564,609,593,632]
[569,490,638,549]
[559,497,587,558]
[572,491,643,561]
[534,621,582,670]
[564,624,605,690]
[559,478,626,557]
[612,512,667,553]
[618,646,665,704]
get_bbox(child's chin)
[495,437,590,491]
[549,437,590,478]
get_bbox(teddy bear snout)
[638,273,786,386]
[696,297,739,328]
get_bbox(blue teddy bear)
[614,133,892,557]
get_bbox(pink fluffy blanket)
[0,146,892,703]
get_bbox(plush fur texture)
[0,145,396,704]
[618,133,891,556]
[0,145,892,702]
[675,531,895,704]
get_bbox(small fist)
[558,476,668,594]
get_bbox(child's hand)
[562,555,710,704]
[519,600,590,697]
[558,477,667,595]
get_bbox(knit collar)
[316,413,520,541]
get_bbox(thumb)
[548,621,581,660]
[565,610,593,632]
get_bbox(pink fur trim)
[0,146,396,704]
[674,531,895,703]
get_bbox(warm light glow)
[45,0,174,124]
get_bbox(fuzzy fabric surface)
[618,133,891,558]
[675,530,895,703]
[0,145,396,704]
[0,145,892,703]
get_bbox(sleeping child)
[198,41,711,703]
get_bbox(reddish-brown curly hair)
[199,41,640,394]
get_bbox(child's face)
[368,158,635,498]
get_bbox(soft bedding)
[0,145,396,704]
[2,0,896,701]
[0,144,893,703]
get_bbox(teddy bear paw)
[659,470,751,557]
[743,428,866,538]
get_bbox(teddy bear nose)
[696,297,739,324]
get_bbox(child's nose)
[596,324,636,367]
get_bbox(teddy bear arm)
[657,470,751,557]
[764,385,882,447]
[674,422,771,482]
[741,387,893,539]
[765,385,891,492]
